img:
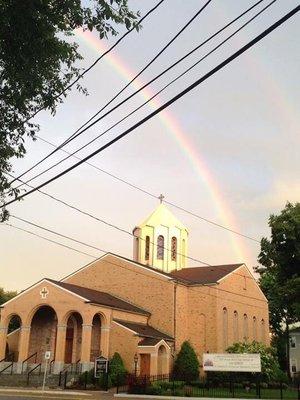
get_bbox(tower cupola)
[133,202,188,272]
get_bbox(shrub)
[226,341,282,382]
[173,341,200,382]
[109,352,127,387]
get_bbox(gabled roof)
[169,264,244,284]
[113,319,174,341]
[134,204,187,231]
[47,279,150,316]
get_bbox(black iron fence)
[115,373,300,399]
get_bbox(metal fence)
[116,373,300,399]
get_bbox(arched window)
[223,307,228,349]
[157,235,164,260]
[243,314,248,342]
[171,237,177,261]
[145,236,150,260]
[253,316,257,341]
[233,311,239,342]
[261,319,266,343]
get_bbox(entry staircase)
[0,355,81,388]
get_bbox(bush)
[109,352,127,387]
[173,341,200,382]
[226,341,283,382]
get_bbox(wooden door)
[140,354,150,376]
[64,327,74,363]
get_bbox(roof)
[113,319,174,341]
[48,279,150,316]
[169,264,244,284]
[134,204,187,231]
[138,337,164,346]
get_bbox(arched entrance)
[5,314,21,361]
[90,314,102,361]
[157,344,167,375]
[64,313,82,364]
[28,306,57,363]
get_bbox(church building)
[0,204,269,375]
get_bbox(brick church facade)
[0,204,269,375]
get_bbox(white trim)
[61,253,173,283]
[0,278,48,307]
[113,320,139,335]
[1,278,89,307]
[7,327,20,336]
[138,339,171,349]
[218,264,268,302]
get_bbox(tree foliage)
[109,352,127,386]
[173,341,200,382]
[0,0,140,219]
[226,341,283,382]
[255,202,300,374]
[0,287,17,305]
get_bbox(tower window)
[157,235,164,260]
[145,236,150,260]
[171,237,177,261]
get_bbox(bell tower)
[133,199,188,272]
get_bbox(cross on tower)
[158,194,164,204]
[40,287,49,299]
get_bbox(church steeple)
[132,202,188,272]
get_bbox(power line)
[31,139,261,243]
[3,172,257,282]
[12,0,275,225]
[21,0,167,124]
[11,0,212,185]
[3,223,97,259]
[3,5,299,209]
[5,215,267,307]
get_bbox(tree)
[226,341,283,382]
[0,288,19,332]
[255,202,300,376]
[0,287,17,305]
[173,341,200,382]
[0,0,140,220]
[109,352,127,386]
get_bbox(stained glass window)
[157,235,164,260]
[145,236,150,260]
[171,237,177,261]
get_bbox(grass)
[150,386,299,399]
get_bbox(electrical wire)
[13,0,276,216]
[3,4,299,209]
[22,0,167,124]
[4,216,268,307]
[11,0,212,185]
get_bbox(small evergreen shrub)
[109,352,127,387]
[173,341,200,382]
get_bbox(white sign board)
[203,353,261,372]
[44,351,51,360]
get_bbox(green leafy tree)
[173,341,200,382]
[0,288,19,332]
[0,287,17,305]
[0,0,140,219]
[255,202,300,376]
[226,341,283,382]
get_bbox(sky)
[1,0,299,291]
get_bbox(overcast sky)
[1,0,299,291]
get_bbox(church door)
[139,354,150,376]
[64,327,74,364]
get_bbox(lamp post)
[134,353,138,377]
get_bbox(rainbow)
[74,29,252,264]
